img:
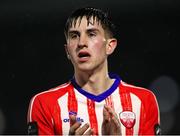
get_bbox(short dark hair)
[64,7,116,38]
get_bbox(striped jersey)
[27,74,160,135]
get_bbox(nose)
[78,34,87,48]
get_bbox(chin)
[79,67,92,72]
[77,65,94,72]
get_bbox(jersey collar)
[70,73,121,102]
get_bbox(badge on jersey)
[119,111,136,128]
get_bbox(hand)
[68,115,93,135]
[101,105,122,135]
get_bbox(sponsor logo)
[63,117,84,123]
[119,111,136,128]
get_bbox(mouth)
[78,51,91,62]
[78,51,90,58]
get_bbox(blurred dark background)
[0,0,180,134]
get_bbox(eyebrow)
[68,28,100,36]
[68,30,80,35]
[86,28,100,33]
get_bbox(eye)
[88,32,96,37]
[70,33,78,39]
[68,32,79,40]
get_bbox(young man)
[27,7,161,135]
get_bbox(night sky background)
[0,0,180,134]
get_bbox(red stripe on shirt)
[87,99,98,135]
[68,85,78,114]
[119,85,134,135]
[68,85,78,128]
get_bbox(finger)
[104,104,113,113]
[111,116,122,134]
[112,116,121,127]
[104,105,117,119]
[69,115,77,126]
[69,122,82,135]
[75,123,90,135]
[84,128,93,135]
[104,105,121,126]
[103,105,110,122]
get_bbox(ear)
[106,38,117,55]
[64,44,71,60]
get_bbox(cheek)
[66,45,76,58]
[67,41,77,50]
[90,38,105,48]
[89,38,106,54]
[69,40,78,46]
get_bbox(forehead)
[69,16,103,29]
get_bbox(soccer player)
[27,7,161,135]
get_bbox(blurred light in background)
[0,109,6,134]
[149,76,179,112]
[149,75,179,134]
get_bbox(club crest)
[119,111,136,128]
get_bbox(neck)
[74,65,114,95]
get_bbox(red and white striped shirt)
[27,74,160,135]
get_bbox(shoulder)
[120,81,157,102]
[120,81,159,113]
[30,82,72,106]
